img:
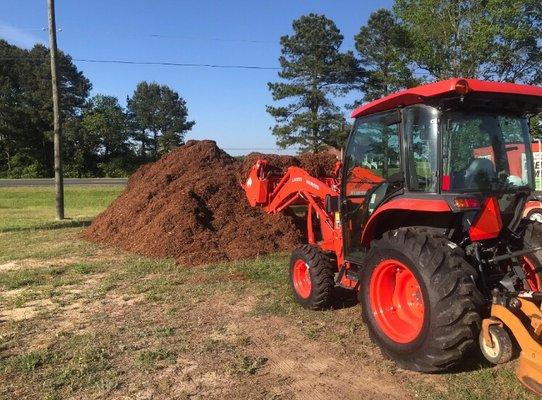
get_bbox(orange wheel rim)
[369,259,425,344]
[292,260,311,299]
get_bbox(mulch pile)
[83,140,337,266]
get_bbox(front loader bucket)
[484,299,542,396]
[242,160,270,207]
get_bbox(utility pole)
[47,0,64,219]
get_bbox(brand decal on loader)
[290,177,320,190]
[305,180,320,190]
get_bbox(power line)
[147,34,274,44]
[0,27,47,32]
[73,58,280,70]
[0,56,280,70]
[0,26,275,44]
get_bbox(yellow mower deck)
[482,298,542,396]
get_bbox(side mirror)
[325,195,339,213]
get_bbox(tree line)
[0,40,194,178]
[268,0,542,152]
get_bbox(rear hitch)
[488,246,542,264]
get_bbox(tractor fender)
[360,198,451,246]
[524,200,542,221]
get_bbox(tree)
[63,116,101,178]
[0,40,91,177]
[127,82,195,160]
[393,0,487,80]
[0,41,26,176]
[393,0,542,84]
[267,14,361,153]
[62,94,135,178]
[532,114,542,140]
[82,95,128,157]
[483,0,542,84]
[355,9,418,102]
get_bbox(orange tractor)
[243,79,542,395]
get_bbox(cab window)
[404,106,439,192]
[345,112,401,198]
[342,111,400,261]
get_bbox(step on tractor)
[242,79,542,395]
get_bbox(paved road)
[0,178,128,187]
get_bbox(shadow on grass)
[0,218,92,233]
[421,340,518,375]
[331,286,359,310]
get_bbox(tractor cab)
[342,79,542,263]
[242,78,542,396]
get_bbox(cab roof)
[351,78,542,119]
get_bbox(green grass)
[232,355,268,375]
[0,261,110,295]
[137,348,175,369]
[0,185,538,400]
[0,186,123,231]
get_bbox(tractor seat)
[463,158,496,189]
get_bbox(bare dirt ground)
[0,227,537,400]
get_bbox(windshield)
[442,112,533,192]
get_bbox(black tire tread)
[524,220,542,249]
[520,221,542,289]
[289,245,335,310]
[361,227,483,372]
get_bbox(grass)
[233,355,268,375]
[0,186,538,399]
[0,186,123,231]
[137,348,175,369]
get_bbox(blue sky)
[0,0,394,155]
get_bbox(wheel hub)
[292,259,311,299]
[369,259,425,344]
[481,331,500,358]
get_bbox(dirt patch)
[0,261,18,272]
[206,295,406,400]
[0,255,118,272]
[83,140,336,266]
[0,299,55,322]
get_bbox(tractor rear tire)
[289,245,335,310]
[522,221,542,291]
[360,228,483,372]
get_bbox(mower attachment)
[481,295,542,396]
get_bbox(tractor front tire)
[360,228,483,372]
[289,245,335,310]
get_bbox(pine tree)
[355,9,418,102]
[267,14,361,153]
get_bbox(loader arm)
[242,159,348,269]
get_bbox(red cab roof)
[351,78,542,118]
